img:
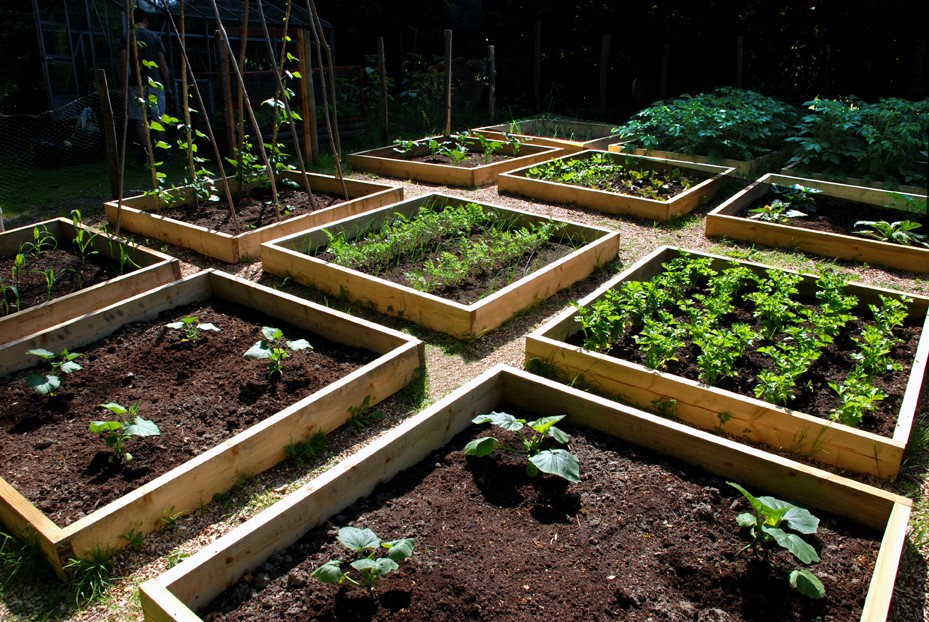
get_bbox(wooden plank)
[142,365,908,622]
[139,582,202,622]
[346,140,561,187]
[778,167,928,197]
[474,118,621,153]
[706,174,929,273]
[499,151,734,222]
[104,175,402,263]
[608,145,790,178]
[0,478,66,580]
[261,194,618,340]
[525,245,928,479]
[0,218,180,345]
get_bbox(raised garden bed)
[705,174,929,274]
[345,135,560,187]
[0,270,423,579]
[498,150,734,221]
[474,115,622,153]
[139,365,910,621]
[261,193,620,340]
[609,142,788,179]
[778,167,928,196]
[103,171,402,263]
[0,216,180,345]
[525,246,929,480]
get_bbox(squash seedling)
[90,401,160,463]
[25,348,83,398]
[243,326,312,378]
[165,315,220,343]
[464,411,580,483]
[728,482,825,599]
[311,527,415,590]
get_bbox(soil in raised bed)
[163,186,345,235]
[738,192,929,238]
[566,286,922,438]
[0,299,376,526]
[200,418,880,621]
[0,248,131,316]
[399,151,510,169]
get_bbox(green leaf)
[337,527,380,552]
[89,420,122,434]
[244,341,271,359]
[374,557,399,575]
[463,436,498,457]
[99,402,129,416]
[26,373,59,395]
[261,326,284,341]
[727,482,764,515]
[789,568,826,599]
[528,415,566,436]
[26,348,55,361]
[310,560,344,584]
[350,558,381,572]
[472,411,523,431]
[59,361,82,374]
[287,338,312,351]
[762,526,820,564]
[123,417,160,438]
[148,121,165,132]
[548,426,569,444]
[783,506,820,535]
[736,512,757,528]
[529,448,580,483]
[384,538,415,561]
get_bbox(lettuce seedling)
[165,315,220,343]
[25,348,83,397]
[728,482,825,599]
[243,326,312,378]
[464,411,580,483]
[90,401,160,463]
[311,527,415,590]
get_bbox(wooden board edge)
[859,502,911,621]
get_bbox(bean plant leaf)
[99,402,129,416]
[26,373,59,395]
[472,411,524,432]
[59,361,83,374]
[762,526,820,564]
[287,338,312,351]
[782,507,820,535]
[736,513,757,529]
[26,348,55,361]
[463,437,498,457]
[728,482,764,515]
[123,417,160,438]
[789,568,826,599]
[244,341,271,359]
[310,560,344,584]
[548,426,570,444]
[529,448,580,483]
[337,527,381,552]
[261,326,284,341]
[384,538,416,562]
[89,420,122,433]
[528,415,566,436]
[351,557,398,576]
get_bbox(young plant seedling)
[25,348,83,398]
[243,326,312,378]
[90,401,160,463]
[165,315,220,343]
[728,482,825,599]
[311,527,415,590]
[464,411,580,483]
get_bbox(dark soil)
[0,248,130,316]
[738,192,929,236]
[0,299,376,526]
[567,288,922,438]
[163,186,345,235]
[580,174,696,201]
[201,419,880,621]
[404,152,510,168]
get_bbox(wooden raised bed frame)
[608,143,789,178]
[474,116,621,153]
[103,171,403,263]
[498,150,735,222]
[0,217,180,345]
[0,270,424,579]
[705,173,929,274]
[261,193,620,340]
[139,365,910,622]
[778,166,928,196]
[345,136,560,187]
[525,246,929,480]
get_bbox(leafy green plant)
[32,267,55,302]
[311,526,415,590]
[285,431,328,467]
[69,209,98,268]
[25,348,82,397]
[20,224,58,259]
[633,312,686,370]
[63,551,113,606]
[854,219,929,247]
[692,322,757,386]
[347,395,386,434]
[464,411,580,483]
[748,200,807,223]
[90,401,160,463]
[728,482,825,599]
[828,373,886,426]
[392,137,418,155]
[243,326,312,378]
[165,315,220,343]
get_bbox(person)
[119,8,173,159]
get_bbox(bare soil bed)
[0,249,127,314]
[738,193,929,236]
[201,420,879,622]
[399,152,509,168]
[0,299,375,525]
[163,186,345,234]
[567,288,922,438]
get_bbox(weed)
[347,396,386,434]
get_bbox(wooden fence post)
[444,29,452,135]
[296,28,319,165]
[216,29,235,156]
[95,69,120,198]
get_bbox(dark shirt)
[120,27,166,86]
